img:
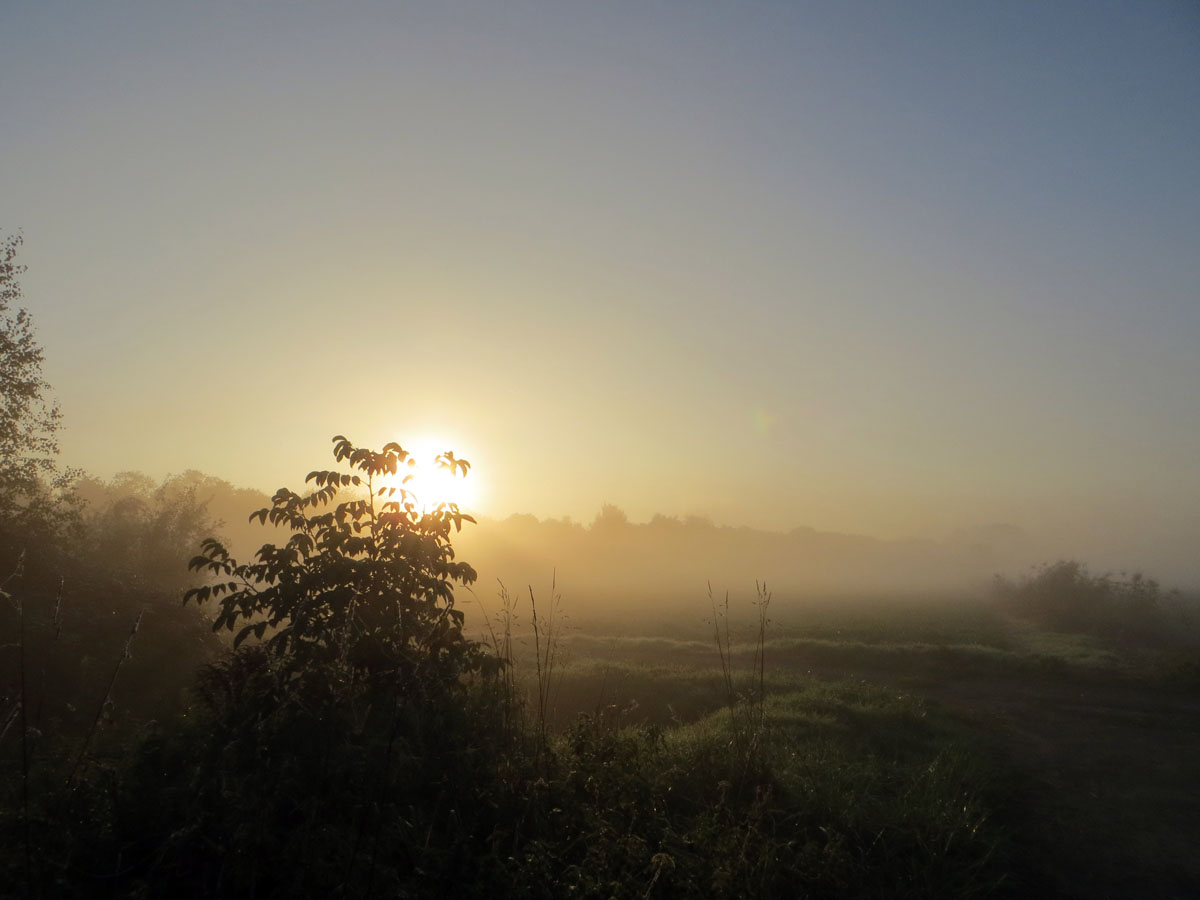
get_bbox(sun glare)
[382,435,479,513]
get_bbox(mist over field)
[4,1,1200,896]
[83,469,1193,616]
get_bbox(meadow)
[3,462,1199,898]
[491,586,1200,898]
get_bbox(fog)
[460,509,1017,610]
[92,469,1196,628]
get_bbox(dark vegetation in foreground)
[3,434,1199,898]
[0,437,1006,898]
[3,244,1200,897]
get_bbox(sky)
[2,1,1199,580]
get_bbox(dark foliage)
[994,560,1181,646]
[185,435,484,693]
[0,233,79,557]
[0,262,1153,897]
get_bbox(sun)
[382,434,479,513]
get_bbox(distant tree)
[648,513,682,529]
[74,471,220,591]
[12,469,225,732]
[186,436,483,694]
[591,503,629,532]
[0,240,217,732]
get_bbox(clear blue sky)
[3,1,1198,579]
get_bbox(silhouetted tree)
[0,235,75,535]
[0,235,83,599]
[186,435,483,693]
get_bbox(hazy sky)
[3,2,1198,575]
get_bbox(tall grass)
[711,584,736,722]
[1,570,1037,899]
[477,580,521,743]
[528,572,564,752]
[751,581,770,746]
[709,581,771,771]
[477,574,566,750]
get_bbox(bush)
[994,560,1171,645]
[185,435,485,694]
[74,436,499,896]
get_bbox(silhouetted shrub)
[186,435,483,695]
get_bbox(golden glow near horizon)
[4,3,1199,584]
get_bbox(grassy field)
[5,583,1199,897]
[494,592,1200,899]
